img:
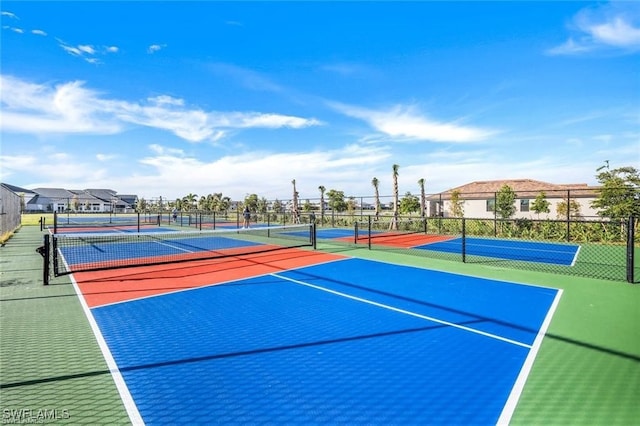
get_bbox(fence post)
[312,222,317,249]
[566,190,571,242]
[461,218,466,263]
[368,215,372,250]
[354,221,359,244]
[42,234,50,285]
[627,216,635,283]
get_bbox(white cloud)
[332,103,496,143]
[96,153,117,161]
[9,27,24,34]
[32,29,47,36]
[0,75,122,134]
[1,11,18,19]
[106,46,118,53]
[0,75,322,142]
[548,4,640,55]
[147,44,166,54]
[77,44,96,55]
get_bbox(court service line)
[272,273,532,349]
[496,288,564,425]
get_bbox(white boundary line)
[68,274,145,425]
[571,245,581,267]
[496,288,563,425]
[272,272,532,348]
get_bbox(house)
[25,188,76,212]
[428,179,601,220]
[84,189,137,212]
[19,187,137,213]
[0,183,37,210]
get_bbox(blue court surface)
[89,258,561,425]
[416,237,580,266]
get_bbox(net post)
[53,211,58,234]
[461,218,467,263]
[200,213,203,231]
[627,215,635,283]
[137,212,141,233]
[312,223,317,249]
[41,234,50,285]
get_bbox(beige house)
[428,179,601,220]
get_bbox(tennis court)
[57,225,562,424]
[416,237,580,266]
[339,228,581,266]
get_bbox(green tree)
[399,192,420,214]
[390,164,400,230]
[418,178,426,218]
[591,163,640,220]
[556,198,581,219]
[135,197,147,213]
[326,189,347,212]
[198,195,207,211]
[272,199,283,213]
[244,193,259,212]
[372,177,380,220]
[495,184,517,219]
[257,197,269,214]
[71,195,79,212]
[346,196,357,215]
[182,193,198,211]
[449,189,464,217]
[531,191,551,217]
[318,185,326,223]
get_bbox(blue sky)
[1,1,639,202]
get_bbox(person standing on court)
[242,206,251,228]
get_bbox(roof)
[84,189,118,201]
[1,183,36,194]
[429,179,600,200]
[31,188,76,198]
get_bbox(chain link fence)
[341,215,638,283]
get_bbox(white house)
[428,179,601,220]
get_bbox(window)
[520,199,530,212]
[486,199,495,212]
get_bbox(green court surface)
[1,226,638,425]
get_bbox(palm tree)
[371,177,380,220]
[182,193,198,212]
[418,178,426,218]
[292,179,299,223]
[318,185,326,226]
[389,164,399,230]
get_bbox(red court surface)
[74,248,346,308]
[340,232,454,248]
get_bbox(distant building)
[428,179,601,220]
[0,185,139,213]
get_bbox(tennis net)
[53,212,160,233]
[48,223,315,277]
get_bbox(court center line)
[272,272,532,349]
